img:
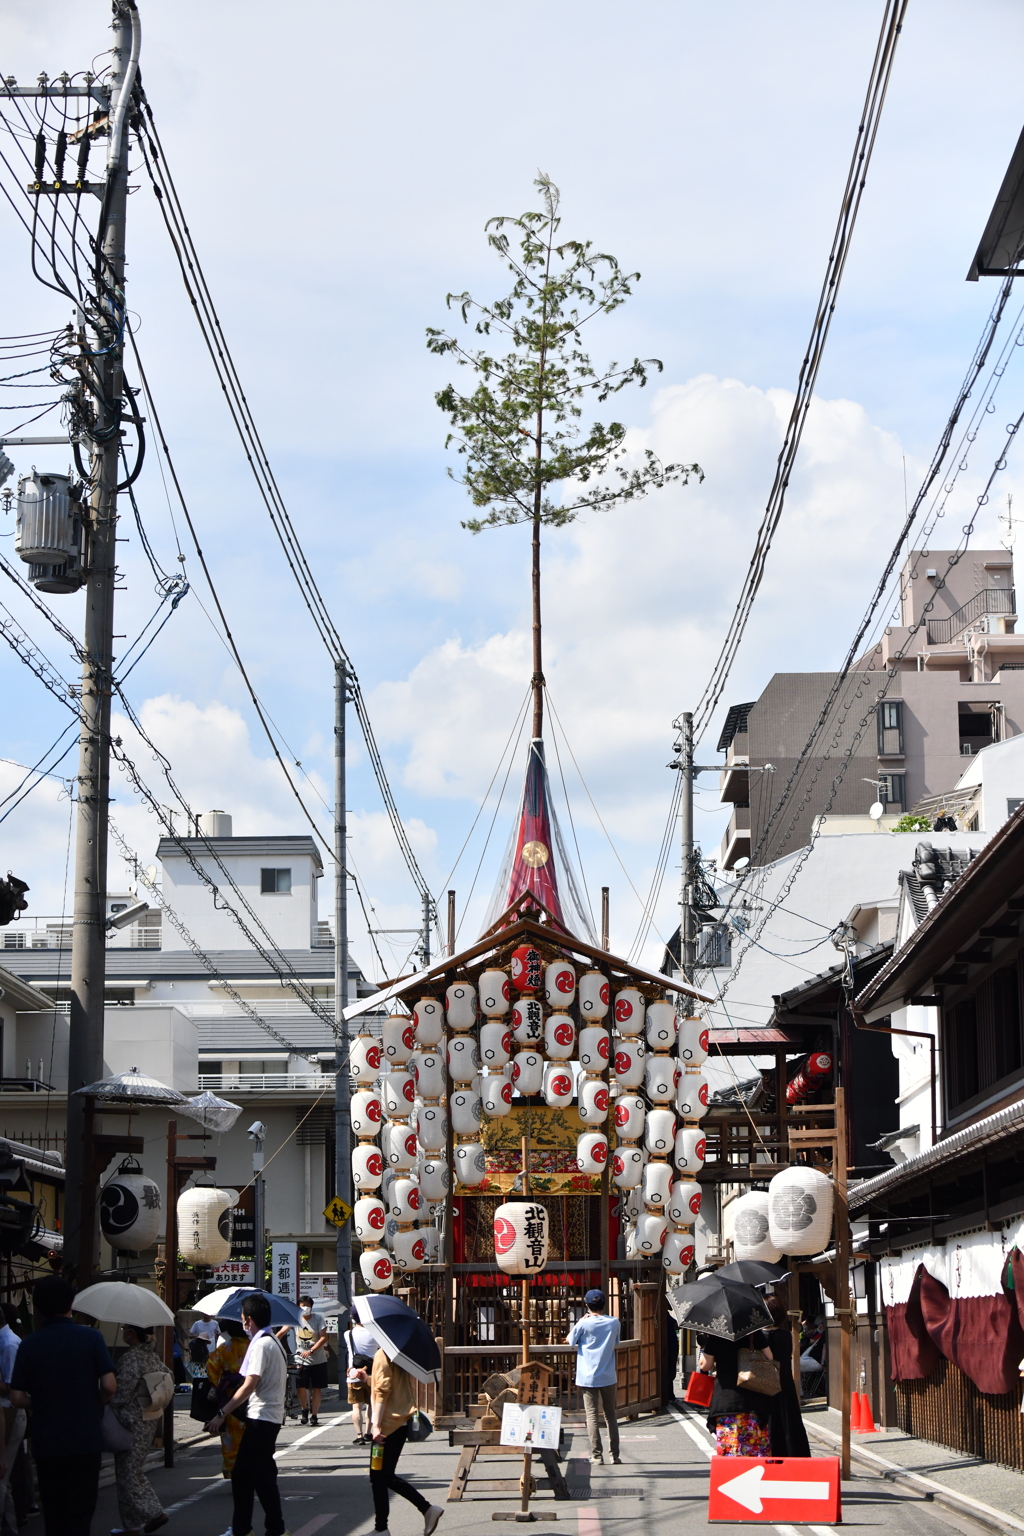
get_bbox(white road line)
[278,1415,345,1456]
[292,1516,337,1536]
[772,1526,802,1536]
[162,1476,224,1514]
[577,1505,602,1536]
[161,1415,345,1513]
[667,1404,713,1459]
[807,1527,841,1534]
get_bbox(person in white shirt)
[205,1293,287,1536]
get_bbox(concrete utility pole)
[334,658,352,1313]
[678,712,695,980]
[65,0,140,1284]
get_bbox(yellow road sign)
[323,1197,352,1229]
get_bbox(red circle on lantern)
[614,1103,630,1128]
[404,1132,417,1156]
[494,1216,517,1254]
[367,1099,382,1122]
[599,981,610,1005]
[680,1243,695,1266]
[373,1256,392,1280]
[409,1188,421,1211]
[403,1078,416,1102]
[698,1083,709,1106]
[511,1059,522,1083]
[695,1137,706,1160]
[615,997,634,1023]
[554,969,574,994]
[699,1029,709,1053]
[615,1050,631,1075]
[366,1151,383,1176]
[501,1031,512,1055]
[368,1206,385,1230]
[549,1073,572,1098]
[500,977,511,1002]
[402,1026,415,1051]
[612,1154,625,1175]
[590,1140,608,1165]
[553,1021,573,1047]
[594,1088,609,1112]
[366,1044,382,1069]
[500,1081,513,1105]
[412,1238,427,1261]
[598,1037,610,1060]
[688,1191,702,1215]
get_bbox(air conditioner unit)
[697,923,732,969]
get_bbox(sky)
[2,0,1024,985]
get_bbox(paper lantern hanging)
[450,1088,483,1135]
[578,1027,610,1072]
[493,1201,549,1274]
[481,1073,514,1117]
[578,971,610,1019]
[383,1014,416,1065]
[350,1033,382,1084]
[644,1055,678,1103]
[416,1104,448,1153]
[383,1071,416,1117]
[677,1017,709,1068]
[674,1125,707,1174]
[176,1186,236,1267]
[479,1022,512,1068]
[359,1247,393,1290]
[413,997,444,1046]
[613,1037,646,1089]
[645,1002,677,1051]
[576,1132,609,1174]
[352,1142,385,1189]
[613,1094,645,1141]
[353,1196,387,1242]
[634,1211,668,1254]
[414,1051,445,1100]
[767,1165,833,1256]
[614,988,644,1036]
[675,1072,708,1120]
[645,1108,677,1155]
[392,1228,427,1272]
[668,1177,702,1225]
[100,1163,162,1252]
[420,1225,440,1262]
[453,1141,487,1187]
[351,1089,383,1138]
[544,960,576,1008]
[642,1160,672,1209]
[420,1160,450,1203]
[389,1178,422,1223]
[511,998,544,1044]
[544,1013,576,1059]
[511,1049,543,1096]
[542,1062,574,1107]
[662,1228,695,1274]
[479,969,511,1016]
[578,1078,609,1124]
[612,1145,644,1189]
[731,1190,782,1263]
[383,1122,418,1170]
[510,945,543,993]
[447,1035,481,1083]
[624,1223,640,1259]
[446,981,476,1031]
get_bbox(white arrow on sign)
[718,1464,831,1514]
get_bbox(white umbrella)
[74,1066,188,1106]
[191,1286,256,1317]
[74,1282,175,1327]
[181,1090,242,1132]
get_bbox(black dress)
[766,1325,810,1457]
[695,1331,772,1431]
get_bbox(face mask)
[301,1307,312,1316]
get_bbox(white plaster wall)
[102,1005,198,1093]
[160,848,319,952]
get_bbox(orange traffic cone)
[850,1392,864,1432]
[860,1393,878,1433]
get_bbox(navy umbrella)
[193,1287,304,1328]
[353,1293,441,1385]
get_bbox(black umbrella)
[353,1293,441,1385]
[716,1260,791,1288]
[667,1275,772,1341]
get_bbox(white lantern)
[662,1228,695,1274]
[645,1001,677,1051]
[353,1196,387,1242]
[383,1121,418,1170]
[767,1166,833,1256]
[578,970,610,1019]
[420,1225,440,1262]
[352,1142,385,1189]
[479,1022,512,1068]
[447,1035,481,1083]
[543,1062,575,1107]
[544,1013,576,1059]
[511,998,544,1044]
[101,1169,163,1252]
[634,1211,668,1254]
[389,1178,422,1223]
[645,1108,676,1155]
[359,1247,393,1290]
[478,969,511,1016]
[622,1185,644,1224]
[176,1186,235,1267]
[644,1054,678,1103]
[416,1104,448,1153]
[383,1014,416,1065]
[451,1088,483,1135]
[351,1089,384,1138]
[391,1227,428,1272]
[612,1144,644,1189]
[446,981,476,1031]
[642,1160,673,1209]
[668,1177,702,1225]
[350,1034,382,1084]
[677,1016,709,1068]
[614,988,644,1036]
[731,1190,783,1263]
[676,1072,708,1119]
[453,1141,487,1187]
[674,1125,706,1174]
[544,960,576,1008]
[613,1037,645,1089]
[578,1026,611,1072]
[420,1160,450,1202]
[383,1071,416,1117]
[578,1078,610,1124]
[414,1051,445,1100]
[576,1132,609,1174]
[613,1094,645,1141]
[624,1223,640,1259]
[511,1050,543,1095]
[414,997,444,1046]
[493,1201,549,1274]
[481,1073,514,1117]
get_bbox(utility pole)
[419,891,432,971]
[678,713,695,981]
[65,0,140,1284]
[334,658,352,1314]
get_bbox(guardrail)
[926,587,1015,644]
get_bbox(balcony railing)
[198,1072,335,1092]
[926,587,1016,644]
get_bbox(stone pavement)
[76,1398,997,1536]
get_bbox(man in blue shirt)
[566,1289,621,1466]
[10,1275,116,1535]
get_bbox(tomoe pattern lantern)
[578,1078,609,1123]
[481,1073,513,1117]
[674,1125,706,1174]
[100,1165,162,1252]
[493,1201,549,1274]
[177,1186,236,1267]
[578,970,610,1019]
[662,1228,695,1274]
[542,1062,574,1107]
[544,960,576,1008]
[479,969,511,1016]
[676,1072,708,1119]
[613,1037,645,1089]
[383,1014,416,1065]
[446,981,476,1031]
[413,997,444,1046]
[544,1013,576,1059]
[576,1132,609,1174]
[614,988,644,1036]
[359,1248,393,1291]
[353,1196,387,1241]
[677,1016,709,1068]
[767,1165,833,1256]
[510,946,543,993]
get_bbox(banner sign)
[708,1456,841,1524]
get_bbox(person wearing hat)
[566,1289,621,1466]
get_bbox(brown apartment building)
[718,548,1024,868]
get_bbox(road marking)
[577,1506,602,1536]
[162,1476,223,1514]
[161,1416,344,1513]
[292,1517,336,1536]
[718,1465,830,1513]
[772,1526,802,1536]
[807,1528,841,1535]
[667,1404,713,1460]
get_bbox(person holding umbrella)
[674,1274,777,1458]
[204,1292,288,1536]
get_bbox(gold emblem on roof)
[521,840,549,868]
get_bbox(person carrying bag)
[694,1328,776,1458]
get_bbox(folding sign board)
[708,1456,841,1524]
[500,1402,562,1450]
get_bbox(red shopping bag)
[683,1370,715,1407]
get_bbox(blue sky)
[2,0,1024,980]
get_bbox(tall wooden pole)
[521,1129,531,1367]
[531,510,543,740]
[834,1083,852,1481]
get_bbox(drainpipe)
[852,1007,938,1147]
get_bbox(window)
[877,700,904,756]
[945,963,1024,1112]
[260,868,292,894]
[1,932,25,950]
[945,999,978,1107]
[878,773,906,811]
[958,702,997,757]
[1009,799,1023,819]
